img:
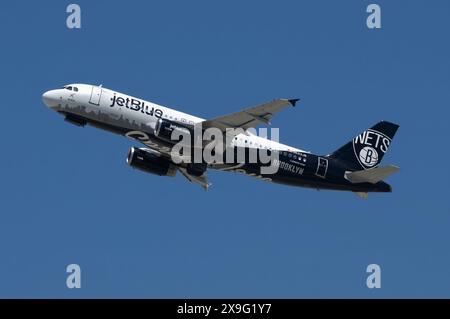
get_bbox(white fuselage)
[42,83,307,156]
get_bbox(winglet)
[288,98,300,107]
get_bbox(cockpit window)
[61,85,78,91]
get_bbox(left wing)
[178,167,211,190]
[201,98,299,133]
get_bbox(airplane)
[42,83,399,198]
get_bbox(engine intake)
[127,147,177,177]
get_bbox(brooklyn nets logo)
[359,146,378,167]
[353,129,391,170]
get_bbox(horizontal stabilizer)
[354,192,368,199]
[345,165,399,184]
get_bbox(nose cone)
[42,90,59,108]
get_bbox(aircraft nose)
[42,90,59,108]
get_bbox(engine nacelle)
[126,147,177,177]
[154,118,192,144]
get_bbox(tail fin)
[329,121,399,170]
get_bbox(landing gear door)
[315,157,328,178]
[89,85,102,105]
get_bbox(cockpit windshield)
[61,85,78,92]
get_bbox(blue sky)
[0,0,449,298]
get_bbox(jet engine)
[126,147,177,177]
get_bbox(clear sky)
[0,0,449,298]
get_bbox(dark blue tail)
[328,121,399,170]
